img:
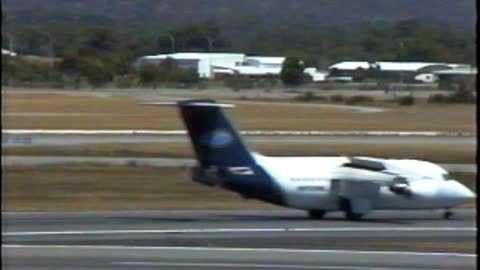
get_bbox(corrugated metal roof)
[141,52,245,60]
[2,48,17,56]
[329,61,457,72]
[245,56,285,65]
[433,67,477,75]
[213,64,281,75]
[329,61,371,70]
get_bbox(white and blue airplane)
[145,99,475,220]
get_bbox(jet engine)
[388,178,412,197]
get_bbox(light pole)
[3,32,15,52]
[191,36,214,52]
[37,31,55,58]
[168,34,175,53]
[158,34,175,53]
[204,36,213,52]
[45,32,54,59]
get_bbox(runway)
[2,209,477,269]
[2,133,476,146]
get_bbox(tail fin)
[144,100,284,205]
[145,99,255,167]
[178,99,255,167]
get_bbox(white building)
[328,61,464,82]
[329,61,459,73]
[212,56,285,77]
[212,65,283,77]
[433,67,477,89]
[2,48,17,57]
[414,73,438,83]
[244,56,285,68]
[136,53,288,78]
[303,67,328,82]
[136,52,245,78]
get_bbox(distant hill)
[2,0,476,34]
[2,0,475,63]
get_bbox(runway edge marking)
[112,261,435,270]
[3,227,477,236]
[2,244,476,258]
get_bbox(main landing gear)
[340,198,364,221]
[308,210,326,219]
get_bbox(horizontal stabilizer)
[143,99,252,167]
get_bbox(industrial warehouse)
[135,52,475,84]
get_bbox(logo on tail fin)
[199,129,233,148]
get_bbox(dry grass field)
[2,92,476,132]
[3,142,476,163]
[3,165,280,211]
[2,90,476,211]
[3,164,475,211]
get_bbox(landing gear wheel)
[345,211,364,221]
[308,210,326,219]
[443,210,453,220]
[340,197,364,221]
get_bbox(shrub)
[358,83,377,91]
[171,68,199,86]
[345,95,374,105]
[3,55,61,86]
[317,83,335,90]
[428,91,475,104]
[295,91,315,102]
[329,94,344,103]
[224,75,254,91]
[448,89,475,104]
[79,57,114,88]
[295,91,327,102]
[255,78,278,88]
[281,57,305,86]
[196,81,209,90]
[115,74,138,89]
[427,94,448,104]
[397,95,415,106]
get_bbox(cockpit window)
[442,173,452,180]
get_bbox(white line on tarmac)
[2,226,476,236]
[112,261,441,270]
[3,129,473,136]
[2,244,476,258]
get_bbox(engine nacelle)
[388,176,413,197]
[389,182,412,197]
[190,166,224,186]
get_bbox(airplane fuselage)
[146,99,475,220]
[192,154,474,216]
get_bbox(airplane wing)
[332,157,404,185]
[332,157,412,197]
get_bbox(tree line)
[1,18,475,88]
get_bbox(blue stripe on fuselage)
[220,164,285,206]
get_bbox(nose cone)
[438,180,476,204]
[458,184,476,200]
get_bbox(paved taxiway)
[2,133,476,146]
[2,155,477,173]
[2,209,476,269]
